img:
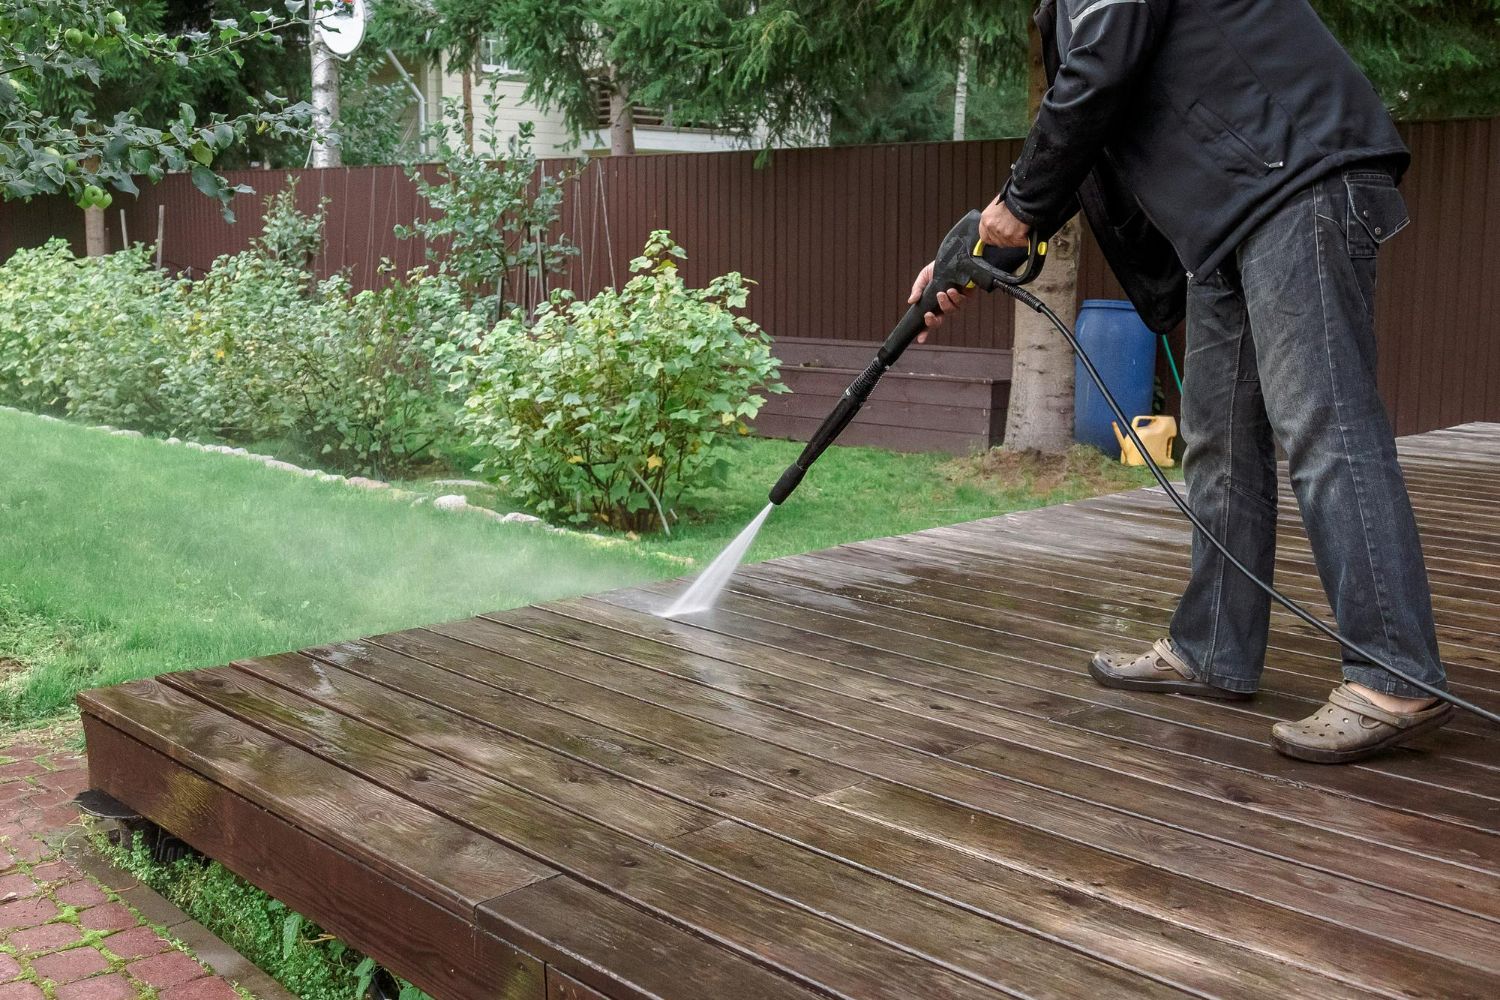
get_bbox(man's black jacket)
[1004,0,1409,333]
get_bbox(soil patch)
[938,444,1154,497]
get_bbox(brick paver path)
[1,728,242,1000]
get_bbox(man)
[911,0,1452,763]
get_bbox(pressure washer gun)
[768,209,1050,505]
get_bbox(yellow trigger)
[972,238,986,257]
[964,280,976,290]
[1038,241,1048,255]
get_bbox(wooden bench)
[754,337,1011,453]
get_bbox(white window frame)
[478,35,522,78]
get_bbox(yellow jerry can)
[1113,415,1177,468]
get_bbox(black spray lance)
[768,210,1047,505]
[663,211,1048,619]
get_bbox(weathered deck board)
[80,423,1500,1000]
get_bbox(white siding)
[424,66,772,157]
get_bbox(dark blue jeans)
[1168,167,1447,698]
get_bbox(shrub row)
[0,239,478,475]
[0,233,783,528]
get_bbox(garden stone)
[165,437,181,445]
[262,460,303,474]
[433,495,468,512]
[317,473,343,483]
[109,429,143,438]
[347,477,390,490]
[500,512,541,524]
[430,479,488,490]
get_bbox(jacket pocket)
[1345,171,1409,258]
[1186,100,1282,177]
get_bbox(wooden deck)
[80,423,1500,1000]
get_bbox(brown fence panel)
[1,124,1496,436]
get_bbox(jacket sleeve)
[1004,0,1168,229]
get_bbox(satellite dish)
[315,0,367,58]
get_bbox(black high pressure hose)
[770,209,1500,727]
[1000,280,1500,726]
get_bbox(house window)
[479,35,519,77]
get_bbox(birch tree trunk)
[309,26,341,167]
[1003,21,1078,453]
[953,37,971,141]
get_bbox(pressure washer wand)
[768,210,1046,505]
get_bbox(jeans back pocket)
[1345,171,1410,258]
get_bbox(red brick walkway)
[1,727,242,1000]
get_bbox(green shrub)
[252,177,329,274]
[163,255,476,476]
[296,267,484,475]
[397,98,575,321]
[0,239,180,428]
[0,237,473,477]
[160,251,329,443]
[452,231,785,532]
[0,240,71,412]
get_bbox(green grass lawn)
[0,407,1149,729]
[0,409,675,727]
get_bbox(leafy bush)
[296,267,484,474]
[160,251,330,443]
[164,254,476,475]
[452,232,785,531]
[0,238,471,476]
[252,177,329,274]
[0,239,181,428]
[397,98,576,320]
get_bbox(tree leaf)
[189,164,222,199]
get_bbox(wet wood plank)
[154,665,1027,999]
[456,606,1500,973]
[78,422,1500,999]
[293,636,1375,998]
[80,700,547,1000]
[486,877,826,1000]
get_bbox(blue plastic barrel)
[1073,299,1157,456]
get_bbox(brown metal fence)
[3,120,1497,436]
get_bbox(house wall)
[427,67,765,157]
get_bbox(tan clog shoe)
[1271,683,1453,763]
